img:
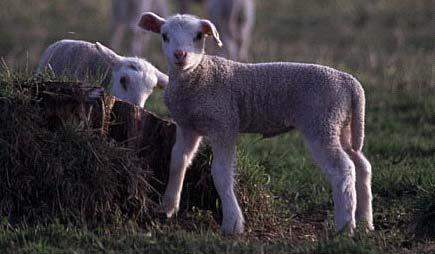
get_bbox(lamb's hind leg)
[340,126,374,230]
[163,127,202,217]
[110,24,126,52]
[209,134,244,235]
[305,136,357,234]
[131,31,148,57]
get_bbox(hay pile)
[0,72,289,238]
[0,75,152,225]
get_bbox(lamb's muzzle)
[139,12,373,235]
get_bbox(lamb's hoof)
[358,221,375,233]
[221,216,245,235]
[356,213,374,232]
[338,222,356,236]
[162,194,179,218]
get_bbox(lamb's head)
[111,58,166,108]
[138,12,222,72]
[96,42,168,108]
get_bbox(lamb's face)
[160,16,206,71]
[111,60,157,108]
[95,42,166,108]
[138,12,223,72]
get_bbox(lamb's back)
[166,55,356,136]
[208,56,355,134]
[37,40,112,85]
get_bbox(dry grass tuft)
[0,73,153,226]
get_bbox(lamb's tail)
[350,78,366,152]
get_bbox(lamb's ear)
[200,19,223,47]
[154,68,168,89]
[138,12,165,33]
[95,42,121,65]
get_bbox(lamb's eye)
[162,33,169,42]
[120,76,128,90]
[194,32,203,41]
[129,64,138,71]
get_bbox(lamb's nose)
[174,50,187,60]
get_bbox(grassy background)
[0,0,434,253]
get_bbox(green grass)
[0,0,434,253]
[0,221,388,254]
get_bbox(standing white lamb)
[139,13,373,235]
[37,39,168,108]
[206,0,254,61]
[110,0,169,56]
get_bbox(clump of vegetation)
[236,150,292,239]
[0,71,153,226]
[413,185,435,239]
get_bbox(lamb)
[206,0,255,61]
[139,12,373,235]
[177,0,204,14]
[110,0,169,56]
[37,39,168,108]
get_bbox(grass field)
[0,0,434,253]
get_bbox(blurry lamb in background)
[178,0,204,14]
[110,0,169,56]
[206,0,255,61]
[37,39,168,108]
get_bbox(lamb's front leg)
[163,126,202,217]
[209,134,244,235]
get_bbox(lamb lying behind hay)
[37,39,168,108]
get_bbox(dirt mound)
[0,78,153,225]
